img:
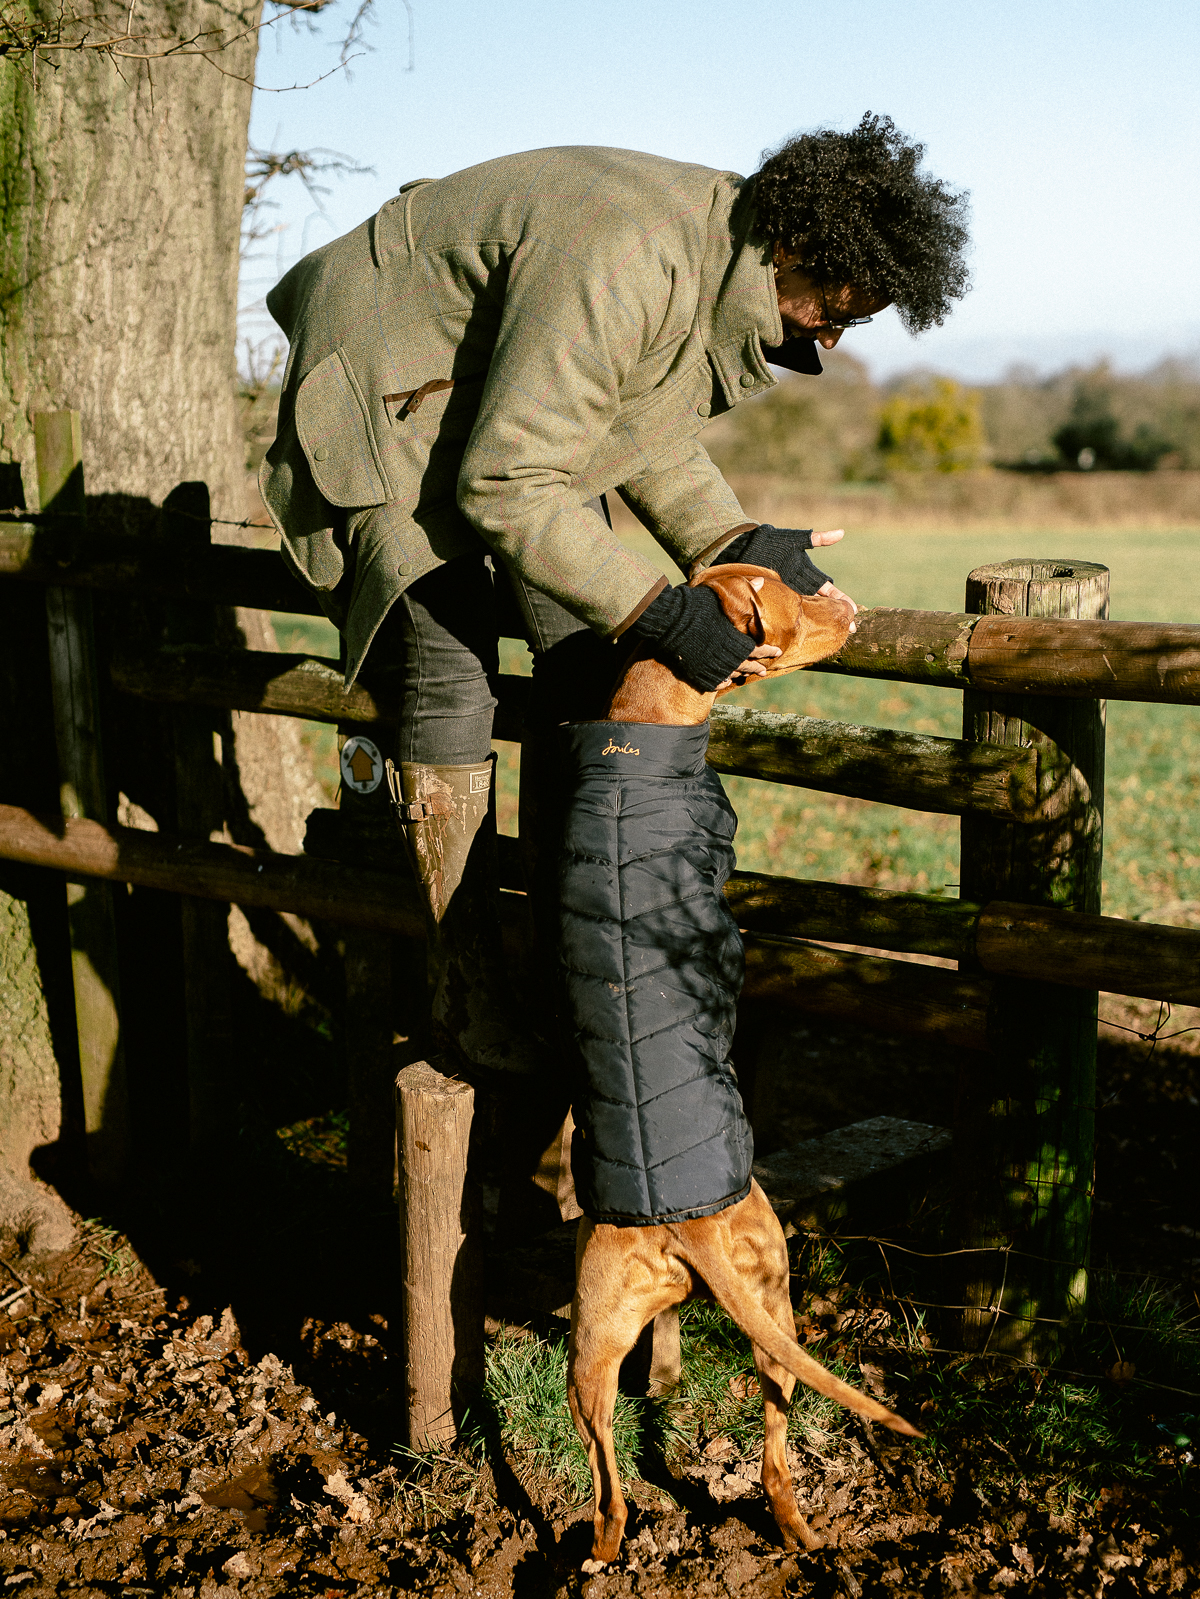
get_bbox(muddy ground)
[1,993,1197,1598]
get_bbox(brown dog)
[566,564,921,1566]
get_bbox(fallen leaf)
[26,1411,71,1448]
[728,1374,759,1401]
[200,1457,279,1516]
[857,1361,888,1399]
[1107,1360,1136,1387]
[322,1468,372,1524]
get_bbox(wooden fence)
[3,411,1200,1373]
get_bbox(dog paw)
[581,1557,608,1575]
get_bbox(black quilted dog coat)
[557,720,754,1225]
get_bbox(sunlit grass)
[475,1327,645,1500]
[673,1300,850,1457]
[456,1241,1200,1521]
[614,523,1200,918]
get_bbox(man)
[260,111,969,1091]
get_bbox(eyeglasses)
[819,284,873,333]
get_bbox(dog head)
[690,563,855,686]
[605,563,855,725]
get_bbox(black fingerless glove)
[719,523,831,596]
[629,582,752,693]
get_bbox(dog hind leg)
[751,1260,824,1552]
[568,1223,688,1564]
[674,1185,922,1437]
[567,1323,629,1563]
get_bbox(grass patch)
[275,1108,350,1170]
[458,1265,1197,1526]
[672,1300,849,1457]
[82,1218,135,1279]
[802,1229,1200,1524]
[473,1289,860,1503]
[475,1327,645,1501]
[896,1333,1197,1526]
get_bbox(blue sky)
[244,0,1200,381]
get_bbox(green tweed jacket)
[260,145,784,683]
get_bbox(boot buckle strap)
[394,797,453,823]
[384,758,454,824]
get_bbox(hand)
[716,642,781,691]
[809,529,858,632]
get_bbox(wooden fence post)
[396,1060,484,1449]
[35,411,130,1187]
[957,558,1108,1358]
[163,482,234,1153]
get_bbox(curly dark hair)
[752,113,970,333]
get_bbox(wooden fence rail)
[5,525,1200,702]
[111,645,1040,821]
[5,802,1198,1013]
[0,524,324,616]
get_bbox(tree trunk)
[0,3,274,1194]
[0,0,261,519]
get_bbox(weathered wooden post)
[163,482,235,1153]
[35,412,130,1187]
[395,1060,484,1448]
[958,558,1108,1357]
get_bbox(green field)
[275,526,1200,926]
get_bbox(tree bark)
[0,1,261,521]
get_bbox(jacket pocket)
[295,348,394,508]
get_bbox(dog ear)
[691,564,775,643]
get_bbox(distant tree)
[704,351,883,484]
[877,376,987,474]
[1053,379,1174,471]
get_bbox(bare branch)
[0,0,380,91]
[335,0,383,67]
[244,145,374,211]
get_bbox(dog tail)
[679,1241,923,1439]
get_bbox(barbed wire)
[796,1229,1200,1398]
[909,1343,1200,1401]
[0,508,273,531]
[818,1232,1200,1299]
[1100,999,1200,1058]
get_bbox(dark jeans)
[376,501,627,763]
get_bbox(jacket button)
[696,402,711,417]
[740,373,756,387]
[313,446,329,461]
[397,561,413,576]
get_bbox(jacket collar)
[699,175,783,405]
